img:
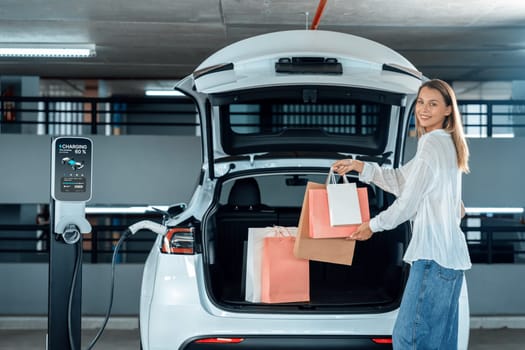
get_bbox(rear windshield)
[229,102,382,136]
[211,86,405,156]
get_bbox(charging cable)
[67,220,167,350]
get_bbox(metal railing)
[0,214,162,264]
[1,216,524,264]
[0,95,199,136]
[459,100,525,138]
[1,96,525,137]
[463,226,525,264]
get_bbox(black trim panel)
[275,57,343,75]
[382,63,422,80]
[194,63,235,80]
[182,335,393,350]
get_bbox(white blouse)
[359,129,472,270]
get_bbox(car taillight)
[372,337,393,344]
[194,337,244,344]
[161,227,195,254]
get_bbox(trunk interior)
[204,172,410,312]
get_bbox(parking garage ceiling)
[1,0,525,94]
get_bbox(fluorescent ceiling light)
[145,90,186,97]
[465,207,524,214]
[86,205,169,214]
[0,44,96,57]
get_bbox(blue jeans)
[393,260,464,350]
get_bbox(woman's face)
[415,86,452,133]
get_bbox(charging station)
[48,136,93,350]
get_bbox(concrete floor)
[0,329,139,350]
[1,328,525,350]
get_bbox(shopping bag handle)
[269,225,292,237]
[326,168,349,185]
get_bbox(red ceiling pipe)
[310,0,328,30]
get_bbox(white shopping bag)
[245,226,298,302]
[326,169,362,226]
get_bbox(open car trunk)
[204,172,410,313]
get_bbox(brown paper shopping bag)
[261,227,309,303]
[294,181,357,265]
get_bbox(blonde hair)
[415,79,470,173]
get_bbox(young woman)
[332,79,471,349]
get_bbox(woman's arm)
[368,157,435,232]
[332,159,413,197]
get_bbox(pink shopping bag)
[261,227,309,303]
[308,187,370,239]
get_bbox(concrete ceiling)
[1,0,525,95]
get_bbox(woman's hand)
[332,159,364,176]
[348,222,373,241]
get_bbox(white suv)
[139,30,469,350]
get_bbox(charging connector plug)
[126,220,168,236]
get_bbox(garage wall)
[0,134,202,206]
[0,134,524,317]
[404,137,525,208]
[1,134,524,208]
[0,263,141,316]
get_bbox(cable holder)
[54,201,92,244]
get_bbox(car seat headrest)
[228,178,261,210]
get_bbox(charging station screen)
[52,137,92,201]
[61,177,86,193]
